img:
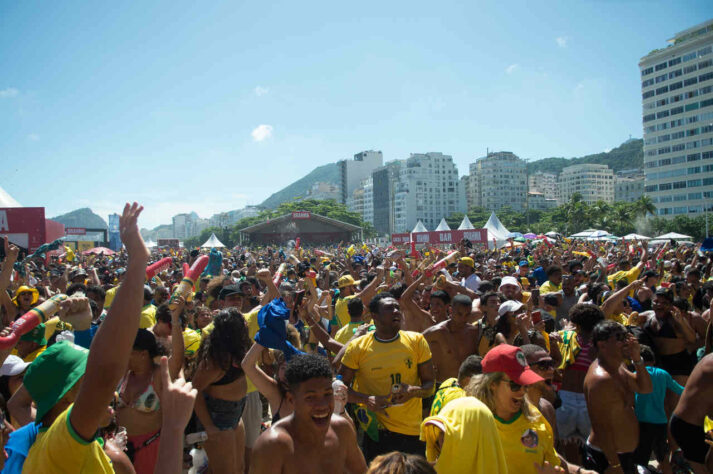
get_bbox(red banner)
[391,229,487,245]
[0,207,51,252]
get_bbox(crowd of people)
[0,201,712,473]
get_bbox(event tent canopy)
[434,218,451,231]
[201,233,226,248]
[411,220,428,233]
[0,186,21,207]
[656,232,692,240]
[82,247,116,255]
[622,233,652,240]
[483,212,510,248]
[457,215,475,230]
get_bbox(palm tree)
[634,195,656,218]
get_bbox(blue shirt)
[2,422,39,474]
[634,366,684,424]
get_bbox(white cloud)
[254,86,269,96]
[27,133,39,141]
[505,64,519,75]
[251,124,273,142]
[556,36,568,48]
[0,88,18,98]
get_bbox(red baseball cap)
[482,344,544,386]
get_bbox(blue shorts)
[202,394,246,431]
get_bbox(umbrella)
[82,247,116,255]
[506,232,523,239]
[545,231,560,238]
[589,230,609,238]
[523,233,537,239]
[622,233,651,240]
[656,232,692,240]
[513,237,526,243]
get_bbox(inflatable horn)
[146,257,172,281]
[169,255,209,311]
[0,294,68,349]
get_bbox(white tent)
[0,186,21,207]
[483,212,511,248]
[411,220,428,233]
[201,233,226,248]
[145,240,158,248]
[435,218,451,231]
[656,232,692,240]
[457,215,475,230]
[570,229,610,239]
[622,233,652,240]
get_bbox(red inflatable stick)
[425,251,460,277]
[410,241,419,259]
[169,255,209,311]
[295,237,301,250]
[273,263,287,287]
[146,257,172,281]
[0,294,68,349]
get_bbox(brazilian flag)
[354,405,381,442]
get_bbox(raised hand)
[119,202,149,262]
[159,356,197,431]
[58,296,93,331]
[3,236,20,264]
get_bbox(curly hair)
[195,308,251,373]
[205,275,232,301]
[366,452,435,474]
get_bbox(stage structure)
[238,211,362,245]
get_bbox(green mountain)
[51,207,108,229]
[527,138,643,175]
[140,224,174,241]
[260,162,340,209]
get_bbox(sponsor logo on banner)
[65,227,86,235]
[292,211,310,219]
[391,229,487,245]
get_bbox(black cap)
[219,284,244,300]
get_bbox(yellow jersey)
[333,295,357,329]
[493,403,559,474]
[539,281,561,295]
[139,304,156,329]
[341,331,432,436]
[23,404,114,473]
[334,321,363,345]
[421,396,508,474]
[608,267,642,287]
[103,285,118,310]
[429,378,465,417]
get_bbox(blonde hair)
[366,451,435,474]
[465,372,537,421]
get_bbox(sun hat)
[0,355,30,377]
[497,300,525,316]
[23,341,89,422]
[12,286,39,305]
[338,275,357,289]
[482,344,543,386]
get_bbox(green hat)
[24,341,88,422]
[20,324,47,346]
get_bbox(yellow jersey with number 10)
[341,331,432,436]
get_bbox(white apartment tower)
[528,172,558,200]
[558,164,615,205]
[469,151,527,212]
[640,20,713,217]
[393,153,464,232]
[338,151,383,204]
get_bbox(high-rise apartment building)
[393,152,465,233]
[346,177,374,225]
[372,161,402,234]
[557,164,615,205]
[172,212,209,240]
[338,150,383,204]
[528,172,558,200]
[468,152,527,212]
[615,171,645,203]
[640,20,713,217]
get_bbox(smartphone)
[531,310,542,325]
[293,290,305,309]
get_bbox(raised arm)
[400,273,436,329]
[71,203,150,440]
[168,298,185,380]
[241,342,282,408]
[355,266,384,305]
[601,279,644,317]
[256,268,279,305]
[624,334,653,394]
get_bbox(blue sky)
[1,1,711,228]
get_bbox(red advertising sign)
[0,207,49,252]
[291,211,311,219]
[65,227,86,235]
[391,229,488,245]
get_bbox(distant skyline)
[1,1,711,228]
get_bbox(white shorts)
[556,390,591,443]
[242,391,263,448]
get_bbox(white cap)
[498,300,525,316]
[499,276,520,290]
[0,355,30,377]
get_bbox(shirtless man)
[583,320,653,474]
[422,294,479,384]
[400,273,451,332]
[250,354,366,474]
[670,353,713,473]
[643,287,697,384]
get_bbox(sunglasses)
[503,378,523,392]
[533,360,555,370]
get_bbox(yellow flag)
[346,245,356,257]
[64,246,75,262]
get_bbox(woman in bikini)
[191,308,252,474]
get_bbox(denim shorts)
[203,394,246,431]
[556,390,591,442]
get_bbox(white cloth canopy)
[570,229,609,238]
[411,220,428,233]
[0,186,21,207]
[145,240,158,248]
[483,212,510,248]
[656,232,692,240]
[201,233,226,248]
[622,233,652,240]
[457,215,475,230]
[435,218,451,231]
